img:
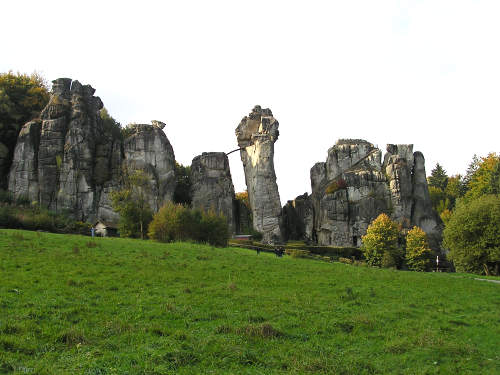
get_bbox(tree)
[428,163,448,191]
[0,71,49,187]
[173,162,192,205]
[462,154,481,194]
[444,174,464,208]
[443,195,500,275]
[361,214,400,267]
[111,169,153,239]
[235,191,250,209]
[405,226,433,271]
[100,107,122,140]
[465,153,500,201]
[428,186,448,214]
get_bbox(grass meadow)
[0,229,499,374]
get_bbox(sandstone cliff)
[190,152,236,233]
[284,139,441,248]
[8,78,176,224]
[235,106,282,243]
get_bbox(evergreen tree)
[428,163,448,191]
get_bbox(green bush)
[0,189,13,204]
[15,195,31,207]
[285,249,311,258]
[248,228,263,241]
[443,195,500,275]
[149,203,229,247]
[0,206,19,228]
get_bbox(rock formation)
[8,78,176,223]
[283,139,441,248]
[281,193,314,242]
[123,123,176,212]
[190,152,236,233]
[235,106,282,243]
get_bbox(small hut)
[94,221,118,237]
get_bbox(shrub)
[443,195,500,275]
[405,226,433,271]
[15,195,31,207]
[362,214,401,267]
[248,228,263,241]
[198,209,228,247]
[0,190,13,204]
[0,206,19,228]
[286,249,311,258]
[149,203,229,247]
[338,257,353,264]
[148,202,186,242]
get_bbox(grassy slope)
[0,229,498,375]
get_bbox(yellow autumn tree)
[405,226,433,271]
[361,213,400,267]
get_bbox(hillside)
[0,229,498,374]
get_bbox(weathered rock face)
[281,193,314,242]
[309,140,391,247]
[236,105,282,243]
[8,78,176,224]
[123,123,176,212]
[190,152,236,233]
[383,144,414,225]
[8,120,42,201]
[411,151,442,247]
[282,139,441,247]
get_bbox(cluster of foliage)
[0,192,91,235]
[361,214,403,268]
[148,201,228,247]
[405,226,433,271]
[0,71,50,186]
[110,170,153,239]
[235,190,249,209]
[430,154,500,275]
[427,163,463,221]
[361,214,433,271]
[100,107,122,140]
[173,162,192,205]
[428,154,500,223]
[325,178,348,195]
[443,195,500,275]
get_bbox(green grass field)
[0,229,499,374]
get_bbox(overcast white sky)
[2,0,499,204]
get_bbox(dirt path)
[474,278,500,284]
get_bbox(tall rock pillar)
[190,152,236,233]
[235,106,282,243]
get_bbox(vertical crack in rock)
[190,152,236,233]
[235,105,282,243]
